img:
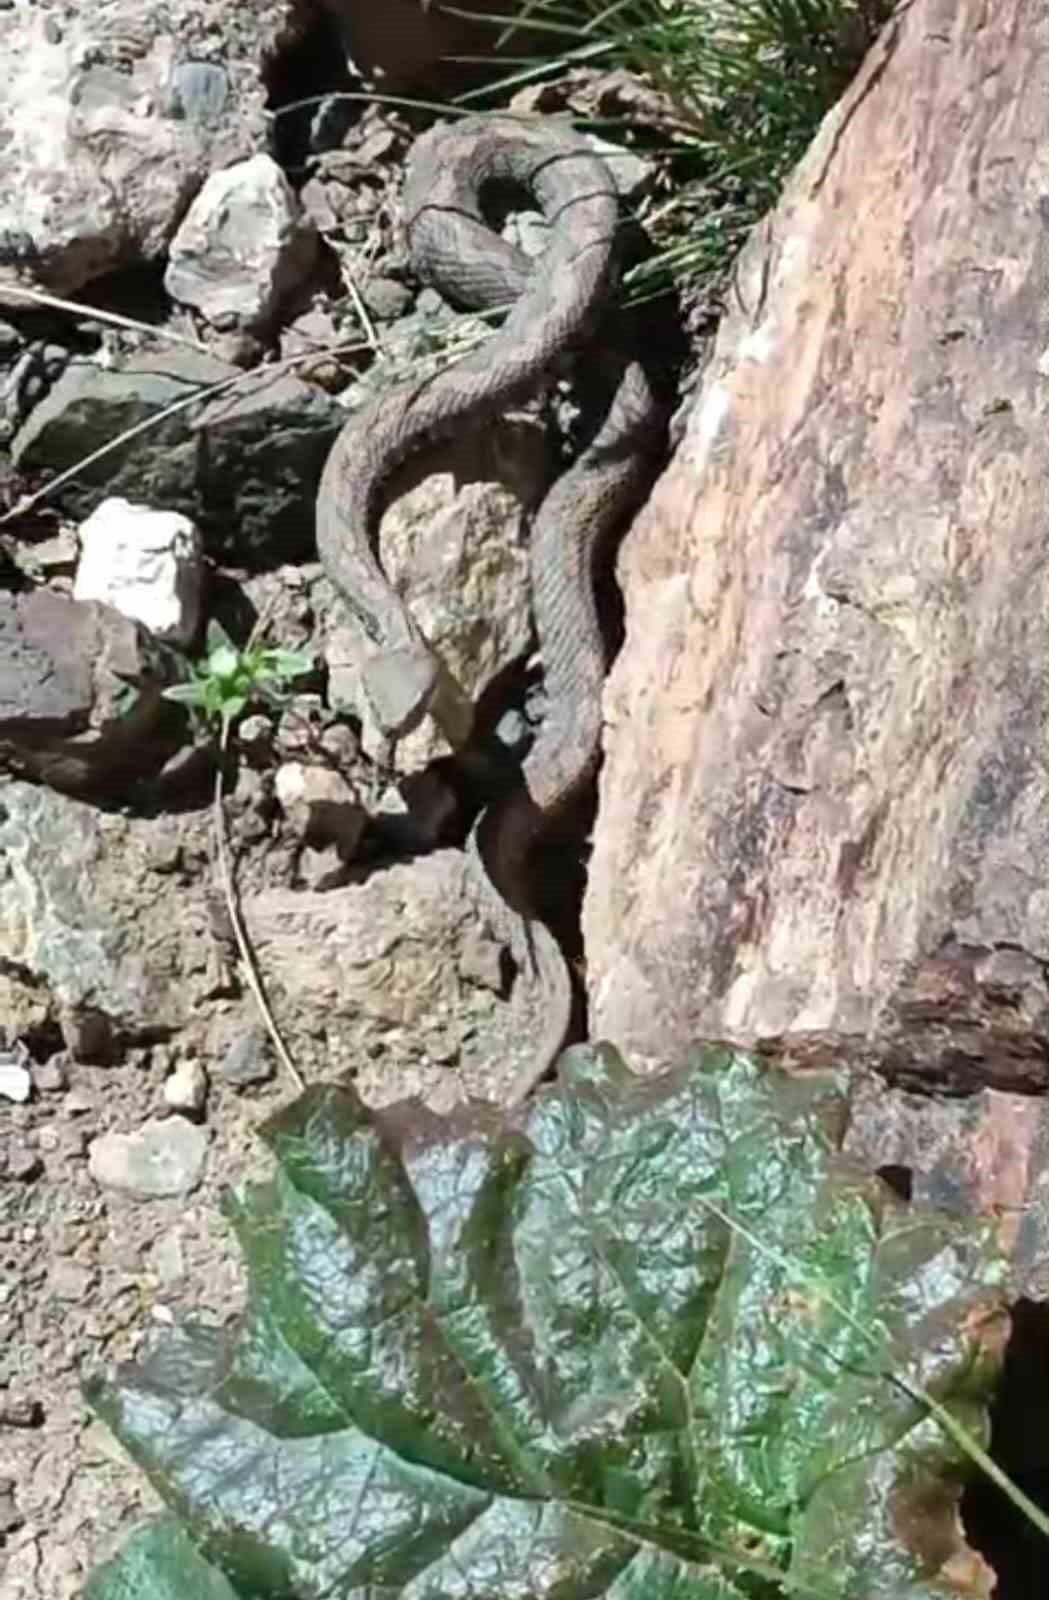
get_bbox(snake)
[316,114,664,1101]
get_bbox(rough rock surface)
[243,850,551,1106]
[11,350,342,563]
[0,592,174,795]
[73,497,204,645]
[0,783,181,1040]
[323,414,551,766]
[165,153,319,330]
[0,0,290,294]
[584,0,1047,1096]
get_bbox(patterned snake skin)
[316,114,663,1100]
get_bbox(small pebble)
[88,1117,208,1199]
[0,1061,31,1103]
[217,1028,274,1087]
[163,1059,208,1114]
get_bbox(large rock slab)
[583,0,1047,1094]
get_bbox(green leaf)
[82,1045,1008,1598]
[206,644,241,680]
[262,647,315,678]
[83,1518,243,1600]
[161,682,208,707]
[206,619,239,656]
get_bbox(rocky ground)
[0,0,1046,1595]
[0,3,694,1592]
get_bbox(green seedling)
[162,621,314,734]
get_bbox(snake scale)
[316,114,663,1101]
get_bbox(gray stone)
[3,1142,42,1183]
[88,1117,208,1199]
[215,1026,274,1087]
[0,591,172,796]
[165,154,319,331]
[11,350,343,564]
[360,276,412,323]
[0,784,161,1032]
[170,61,229,126]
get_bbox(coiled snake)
[317,114,663,1100]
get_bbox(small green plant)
[162,621,314,734]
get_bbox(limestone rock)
[165,154,319,330]
[243,850,543,1105]
[0,2,275,294]
[88,1117,208,1199]
[74,497,204,646]
[582,0,1047,1095]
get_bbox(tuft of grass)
[442,0,895,300]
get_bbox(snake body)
[317,115,663,1100]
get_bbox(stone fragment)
[214,1025,274,1087]
[2,1142,42,1183]
[162,1059,208,1114]
[274,762,365,856]
[0,591,172,796]
[73,497,204,645]
[165,154,319,330]
[87,1117,207,1199]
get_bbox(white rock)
[73,497,203,645]
[162,1058,208,1114]
[88,1117,208,1198]
[0,1061,32,1103]
[165,153,319,329]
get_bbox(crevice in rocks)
[875,1163,912,1201]
[262,2,357,177]
[75,259,176,334]
[962,1298,1049,1597]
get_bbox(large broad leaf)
[83,1045,1008,1599]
